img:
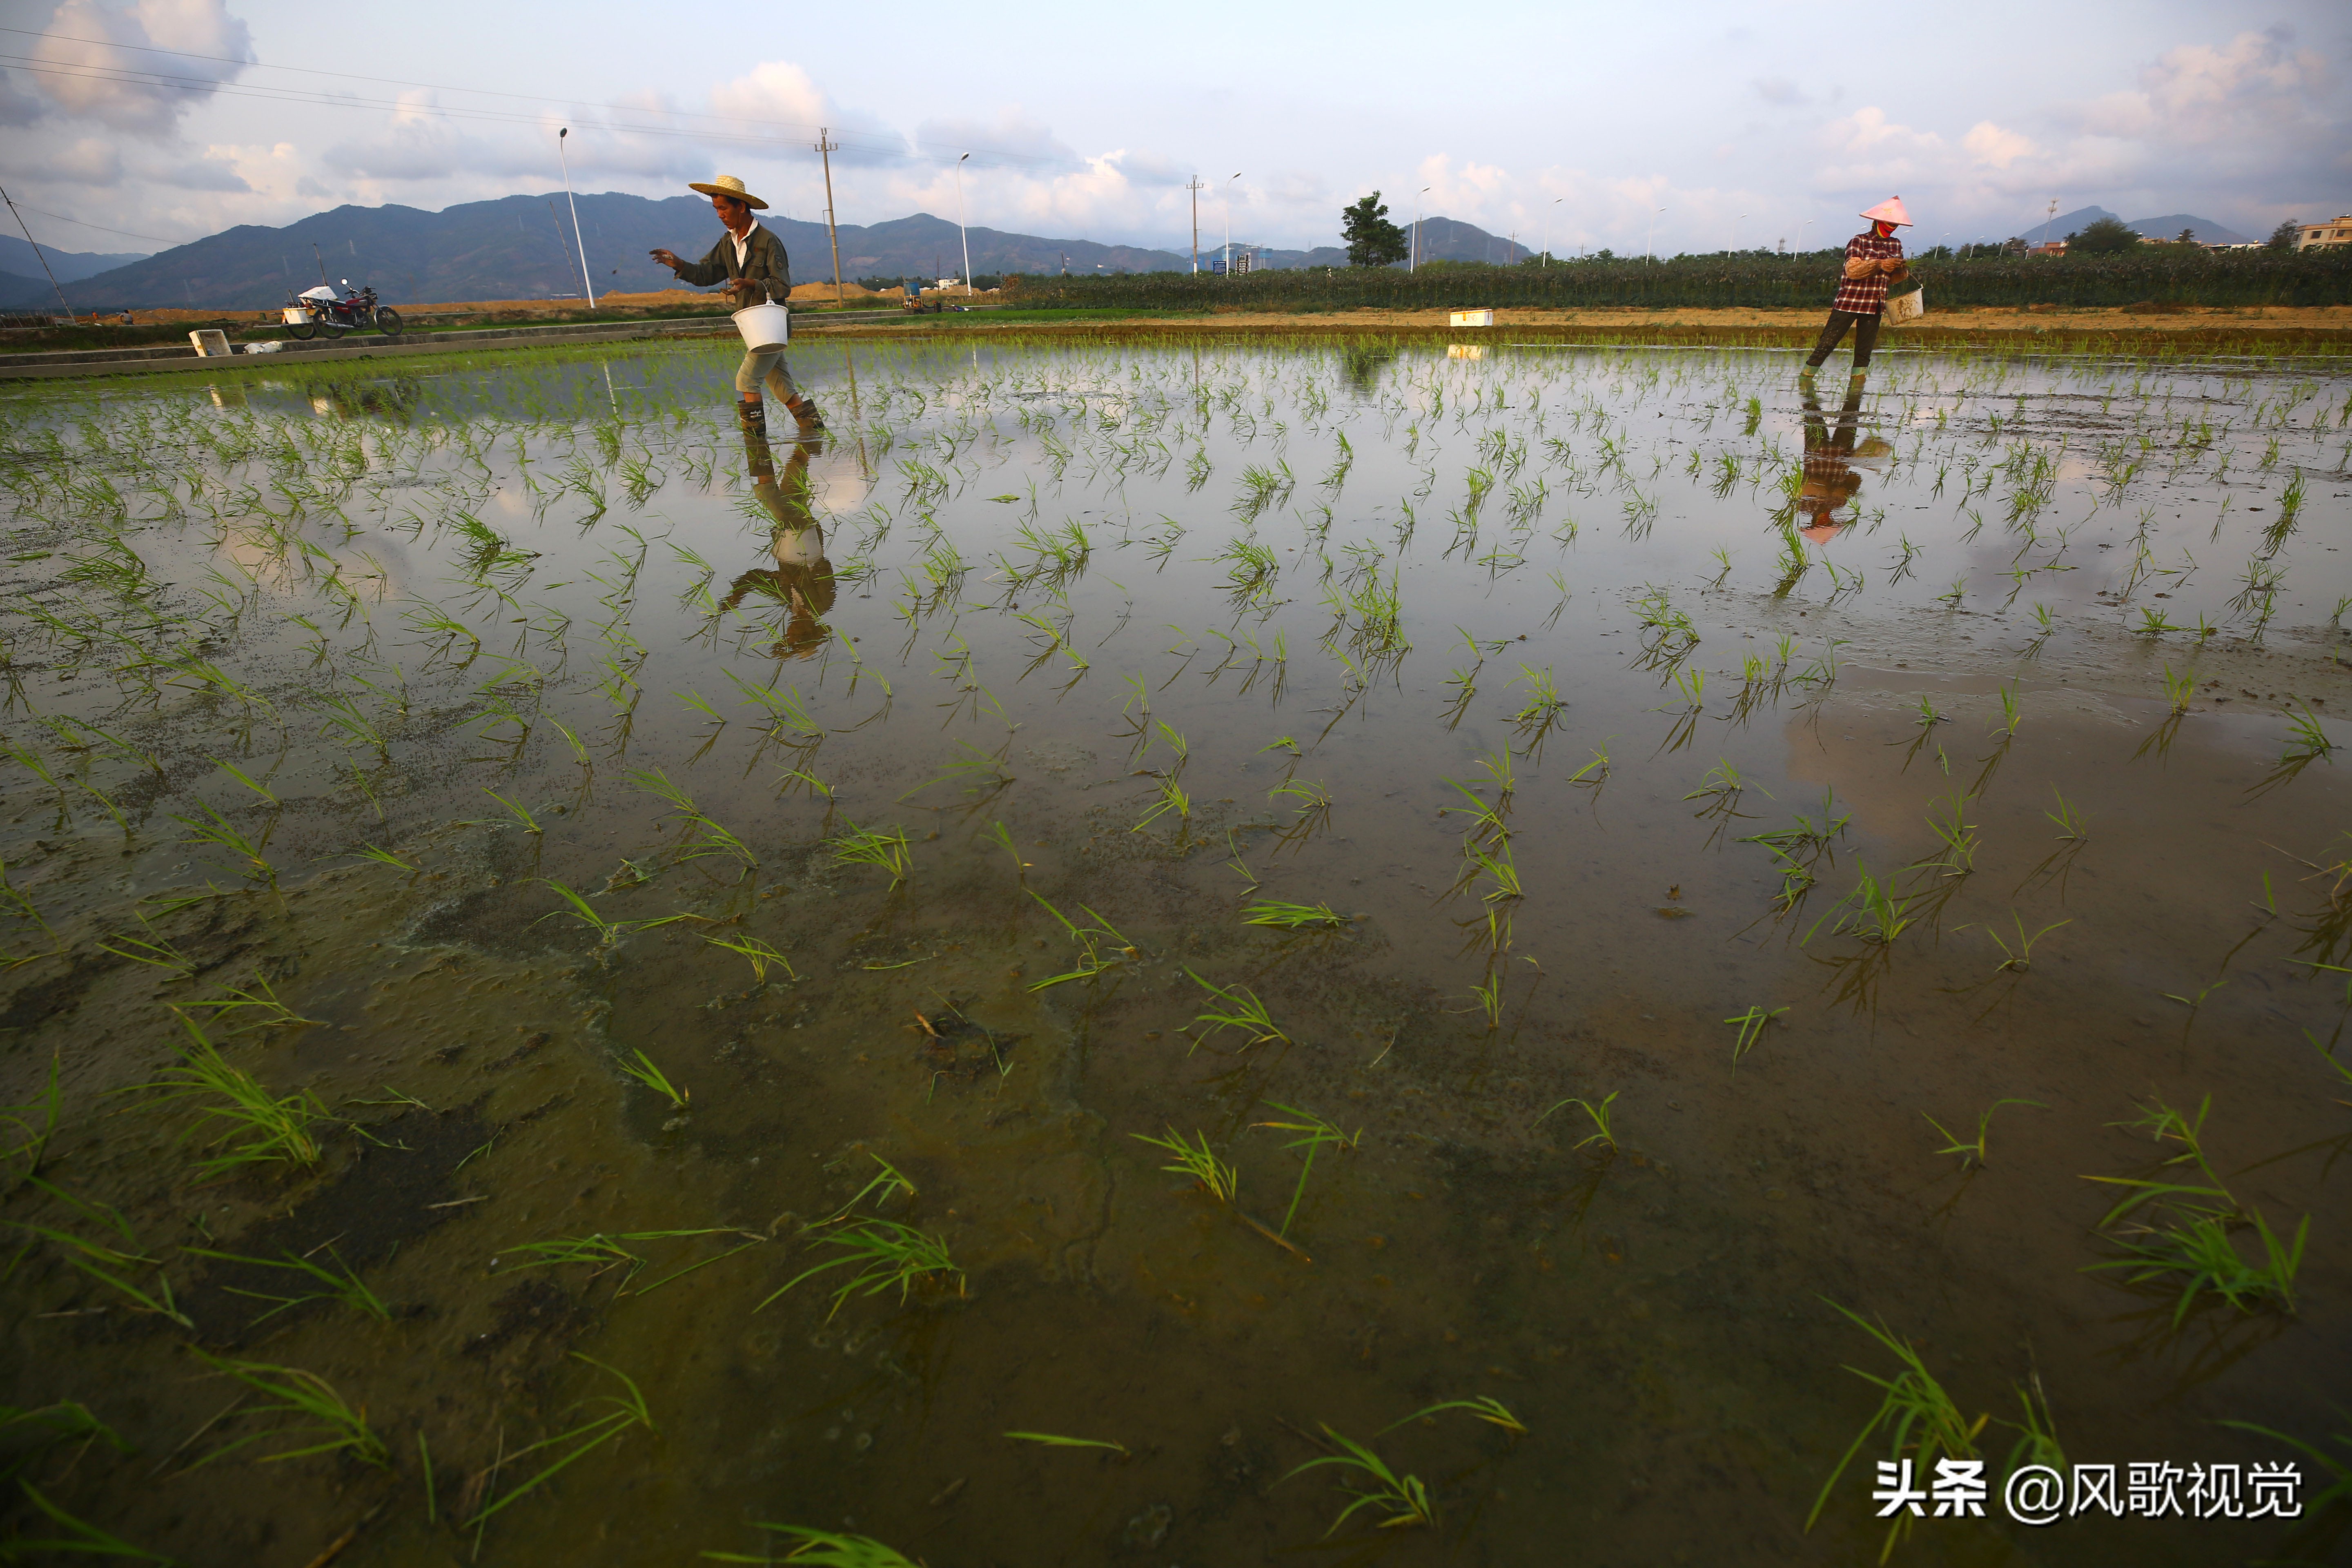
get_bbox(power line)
[0,202,183,245]
[0,28,1104,174]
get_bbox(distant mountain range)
[0,192,1529,311]
[1967,206,2250,247]
[0,234,149,285]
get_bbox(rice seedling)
[706,1525,922,1566]
[822,1152,918,1222]
[464,1356,655,1527]
[1381,1396,1526,1437]
[2086,1208,2306,1325]
[2044,787,2088,841]
[1241,900,1348,929]
[170,800,278,889]
[1185,969,1291,1049]
[192,1354,389,1469]
[2160,663,2195,714]
[1131,1127,1238,1203]
[1507,664,1566,724]
[11,1481,170,1563]
[94,927,199,981]
[1250,1102,1361,1237]
[1132,773,1191,833]
[1921,1098,2046,1169]
[186,1243,390,1323]
[755,1220,963,1318]
[138,1014,328,1178]
[2218,1417,2352,1514]
[350,843,416,871]
[495,1228,749,1295]
[1003,1431,1130,1457]
[1806,861,1924,946]
[1923,793,1978,875]
[1724,1004,1788,1064]
[1535,1091,1618,1151]
[1975,912,2071,971]
[2283,705,2334,761]
[13,1178,191,1327]
[829,823,912,889]
[1281,1425,1436,1533]
[704,932,797,984]
[1025,891,1140,989]
[2,1054,62,1178]
[1806,1301,1987,1564]
[615,1047,688,1110]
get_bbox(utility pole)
[954,153,973,295]
[0,187,73,319]
[1412,186,1430,272]
[558,128,596,308]
[1224,172,1240,276]
[312,241,329,287]
[817,127,845,303]
[2039,197,2059,251]
[1187,176,1203,273]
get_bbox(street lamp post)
[1733,213,1747,254]
[1542,197,1561,267]
[1646,207,1665,261]
[557,127,596,309]
[953,154,974,294]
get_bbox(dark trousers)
[1806,309,1881,368]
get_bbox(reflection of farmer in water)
[716,432,835,659]
[1795,380,1894,542]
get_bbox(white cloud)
[23,0,252,134]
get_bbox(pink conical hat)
[1860,196,1912,227]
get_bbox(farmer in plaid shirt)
[1803,196,1911,375]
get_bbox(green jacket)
[673,222,793,303]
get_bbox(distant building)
[2027,240,2066,257]
[2295,217,2352,250]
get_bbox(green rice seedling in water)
[2283,705,2334,761]
[1535,1091,1619,1151]
[1924,793,1977,875]
[1024,891,1139,990]
[615,1048,688,1110]
[497,1228,746,1295]
[1462,971,1504,1029]
[1250,1102,1361,1237]
[1004,1431,1130,1457]
[1131,1127,1238,1203]
[1132,773,1191,833]
[756,1220,963,1318]
[11,1481,170,1563]
[140,1014,327,1178]
[465,1356,654,1528]
[2,1054,62,1178]
[350,843,415,871]
[2045,787,2087,841]
[704,933,796,984]
[1807,860,1923,945]
[1241,900,1348,929]
[706,1525,922,1566]
[1806,1301,1987,1564]
[822,1152,918,1223]
[1995,679,2022,735]
[14,1178,191,1327]
[829,823,912,889]
[171,800,277,889]
[2160,664,2194,714]
[1724,1004,1788,1065]
[1922,1098,2046,1169]
[1381,1396,1526,1437]
[1282,1425,1436,1533]
[2217,1418,2352,1514]
[193,1354,390,1469]
[2085,1209,2306,1325]
[1185,969,1290,1049]
[184,976,321,1033]
[187,1244,390,1323]
[1508,663,1566,723]
[94,927,198,980]
[1978,912,2071,971]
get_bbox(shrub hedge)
[1000,248,2352,311]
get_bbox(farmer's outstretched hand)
[649,248,681,271]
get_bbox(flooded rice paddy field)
[3,337,2352,1566]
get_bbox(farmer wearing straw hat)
[650,175,824,436]
[1802,196,1911,377]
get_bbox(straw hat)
[689,174,768,211]
[1860,196,1912,227]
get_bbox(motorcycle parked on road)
[281,280,403,340]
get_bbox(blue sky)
[1,0,2345,257]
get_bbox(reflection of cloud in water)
[808,445,875,515]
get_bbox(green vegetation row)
[1002,247,2352,311]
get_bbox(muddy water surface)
[3,339,2351,1566]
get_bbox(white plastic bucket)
[733,302,791,354]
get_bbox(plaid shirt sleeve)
[1830,232,1905,314]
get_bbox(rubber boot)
[737,398,766,435]
[783,395,825,435]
